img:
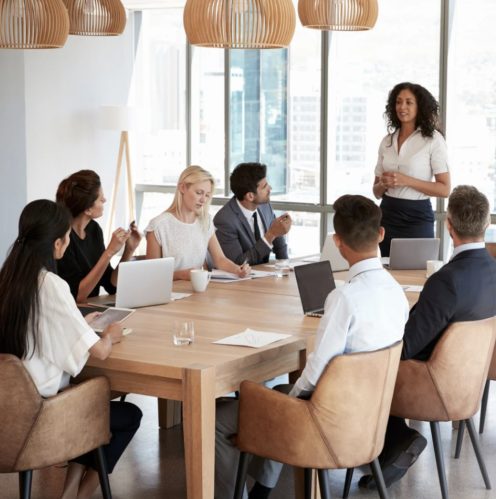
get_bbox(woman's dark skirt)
[379,195,435,257]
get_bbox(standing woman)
[0,200,142,499]
[373,83,451,257]
[56,170,141,302]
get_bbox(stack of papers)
[213,329,292,348]
[210,269,276,283]
[401,285,423,293]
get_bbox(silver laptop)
[98,257,174,308]
[294,261,336,317]
[382,238,440,270]
[304,233,349,271]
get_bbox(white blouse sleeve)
[39,272,100,378]
[144,216,163,247]
[374,137,387,177]
[430,132,450,175]
[207,215,215,239]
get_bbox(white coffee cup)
[190,269,211,292]
[427,260,444,278]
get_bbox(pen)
[241,258,249,269]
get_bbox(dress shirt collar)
[236,199,257,220]
[450,242,485,261]
[347,257,384,283]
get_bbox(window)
[229,0,321,203]
[191,48,225,193]
[134,10,187,186]
[274,211,321,257]
[446,0,496,211]
[326,0,441,203]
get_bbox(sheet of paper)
[401,285,423,293]
[250,270,276,279]
[303,256,320,262]
[289,261,313,270]
[213,328,292,348]
[210,270,251,282]
[171,292,192,301]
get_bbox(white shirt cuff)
[63,329,101,377]
[262,236,273,249]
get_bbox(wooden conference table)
[74,263,426,499]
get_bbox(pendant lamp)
[62,0,126,36]
[298,0,378,31]
[0,0,69,48]
[184,0,296,49]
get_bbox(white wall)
[0,52,28,262]
[0,14,136,263]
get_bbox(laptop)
[303,233,350,271]
[294,261,336,317]
[382,238,440,270]
[96,257,174,308]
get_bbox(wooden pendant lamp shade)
[298,0,378,31]
[184,0,296,49]
[62,0,126,36]
[0,0,69,48]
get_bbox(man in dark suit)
[361,185,496,490]
[214,163,291,265]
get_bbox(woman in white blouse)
[373,83,451,257]
[146,165,252,280]
[0,200,142,499]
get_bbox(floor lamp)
[100,106,142,242]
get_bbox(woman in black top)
[56,170,141,302]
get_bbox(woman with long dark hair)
[373,82,451,257]
[0,200,142,499]
[56,170,141,302]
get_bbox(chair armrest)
[390,359,449,422]
[237,381,338,469]
[14,377,111,472]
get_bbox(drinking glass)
[275,259,290,277]
[173,320,194,345]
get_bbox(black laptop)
[294,261,336,317]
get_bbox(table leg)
[183,364,216,499]
[289,342,316,499]
[158,399,183,429]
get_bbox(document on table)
[210,269,276,283]
[213,329,292,348]
[171,292,192,301]
[401,285,424,293]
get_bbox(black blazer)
[213,196,289,265]
[403,248,496,361]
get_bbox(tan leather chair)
[455,339,496,457]
[233,341,403,499]
[0,354,113,499]
[390,318,496,499]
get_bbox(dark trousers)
[71,401,142,473]
[379,195,435,257]
[379,416,416,462]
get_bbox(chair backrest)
[426,317,496,420]
[485,242,496,260]
[0,354,44,473]
[308,341,402,468]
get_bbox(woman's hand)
[107,228,131,257]
[235,263,251,278]
[174,268,200,281]
[102,322,124,344]
[125,223,142,254]
[84,311,102,325]
[381,171,411,189]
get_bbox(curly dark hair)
[384,83,443,144]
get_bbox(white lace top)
[145,212,215,271]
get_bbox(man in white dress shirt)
[215,195,409,499]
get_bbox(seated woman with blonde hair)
[146,166,251,280]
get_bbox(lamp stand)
[107,131,135,242]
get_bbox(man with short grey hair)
[361,185,496,490]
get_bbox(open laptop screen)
[294,261,336,314]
